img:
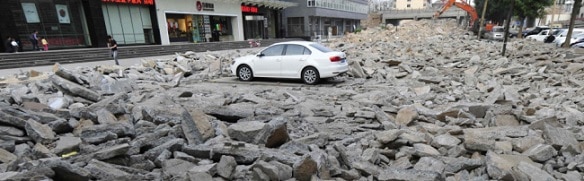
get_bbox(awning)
[239,0,297,9]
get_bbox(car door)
[281,44,311,78]
[253,45,284,77]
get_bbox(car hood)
[234,55,256,62]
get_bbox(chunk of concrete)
[25,119,55,144]
[522,144,557,162]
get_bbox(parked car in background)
[526,29,552,42]
[563,33,584,47]
[484,26,505,41]
[230,41,349,85]
[572,41,584,48]
[527,29,564,42]
[570,36,584,47]
[523,26,550,37]
[544,29,567,43]
[553,29,584,47]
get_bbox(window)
[407,0,411,1]
[309,43,332,53]
[287,17,305,36]
[307,0,315,7]
[407,4,411,8]
[285,45,310,55]
[261,45,285,56]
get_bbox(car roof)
[273,41,317,46]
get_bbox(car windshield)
[493,28,504,32]
[552,29,563,36]
[309,43,332,53]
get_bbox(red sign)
[241,5,258,13]
[102,0,154,5]
[196,1,202,11]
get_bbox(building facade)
[102,0,159,45]
[156,0,244,44]
[0,0,101,52]
[240,0,296,40]
[0,0,295,52]
[394,0,430,9]
[281,0,368,39]
[0,0,160,52]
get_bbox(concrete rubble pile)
[0,18,584,180]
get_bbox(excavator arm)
[434,0,479,26]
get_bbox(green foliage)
[474,0,553,24]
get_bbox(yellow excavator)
[434,0,479,27]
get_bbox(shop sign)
[101,0,155,5]
[241,5,258,13]
[196,1,214,11]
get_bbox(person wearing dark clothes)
[5,36,13,53]
[30,30,39,51]
[107,35,119,65]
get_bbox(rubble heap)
[1,19,584,181]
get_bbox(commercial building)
[0,0,296,52]
[240,0,297,40]
[156,0,296,45]
[0,0,99,52]
[0,0,159,52]
[281,0,368,39]
[102,0,158,45]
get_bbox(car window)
[309,43,332,53]
[493,28,504,32]
[261,45,285,56]
[285,45,310,55]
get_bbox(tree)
[474,0,552,38]
[562,0,582,47]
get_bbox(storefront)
[0,0,93,52]
[240,1,297,40]
[101,0,157,45]
[156,0,243,44]
[282,0,368,38]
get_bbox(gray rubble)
[0,19,584,180]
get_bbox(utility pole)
[477,0,489,40]
[502,0,514,56]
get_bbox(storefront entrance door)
[244,15,265,40]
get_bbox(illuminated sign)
[241,5,258,13]
[196,1,214,11]
[101,0,155,5]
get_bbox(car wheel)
[302,67,320,85]
[237,65,253,81]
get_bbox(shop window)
[104,4,153,44]
[15,1,91,49]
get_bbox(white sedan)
[230,41,349,84]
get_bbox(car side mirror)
[257,53,265,57]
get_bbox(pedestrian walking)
[107,35,119,65]
[41,37,48,51]
[29,30,39,51]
